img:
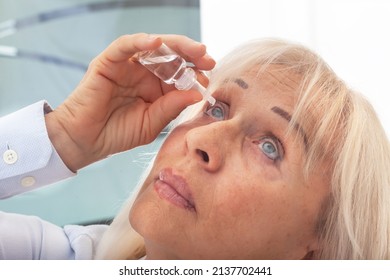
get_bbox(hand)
[45,33,216,171]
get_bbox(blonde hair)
[96,38,390,259]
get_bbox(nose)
[185,122,235,172]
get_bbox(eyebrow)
[222,77,249,89]
[271,106,309,148]
[234,78,249,89]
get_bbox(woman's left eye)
[259,137,283,161]
[205,101,228,121]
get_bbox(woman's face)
[130,70,331,259]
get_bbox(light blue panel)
[0,0,200,226]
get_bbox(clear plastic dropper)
[137,43,216,105]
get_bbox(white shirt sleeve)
[0,211,108,260]
[0,101,75,199]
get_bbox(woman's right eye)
[205,101,228,121]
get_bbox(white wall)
[200,0,390,136]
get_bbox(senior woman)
[1,34,389,259]
[96,36,390,260]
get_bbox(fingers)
[98,33,216,70]
[195,70,210,88]
[147,90,203,135]
[101,33,163,63]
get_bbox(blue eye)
[205,102,226,121]
[259,138,281,161]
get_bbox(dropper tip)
[191,80,216,105]
[206,95,216,106]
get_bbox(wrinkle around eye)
[204,100,229,121]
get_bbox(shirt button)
[21,176,36,187]
[3,149,18,164]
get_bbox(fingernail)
[147,34,159,42]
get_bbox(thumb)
[147,90,203,134]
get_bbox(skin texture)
[130,70,331,260]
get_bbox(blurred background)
[0,0,389,226]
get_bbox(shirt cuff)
[0,100,75,199]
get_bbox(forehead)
[236,67,301,108]
[218,64,319,125]
[236,67,320,144]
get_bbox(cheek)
[155,123,192,158]
[129,186,158,233]
[207,170,310,235]
[204,175,268,229]
[159,130,183,152]
[244,141,282,182]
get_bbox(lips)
[154,168,196,211]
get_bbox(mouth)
[154,168,196,212]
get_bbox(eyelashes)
[204,100,228,121]
[256,136,284,161]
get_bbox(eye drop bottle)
[137,43,215,105]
